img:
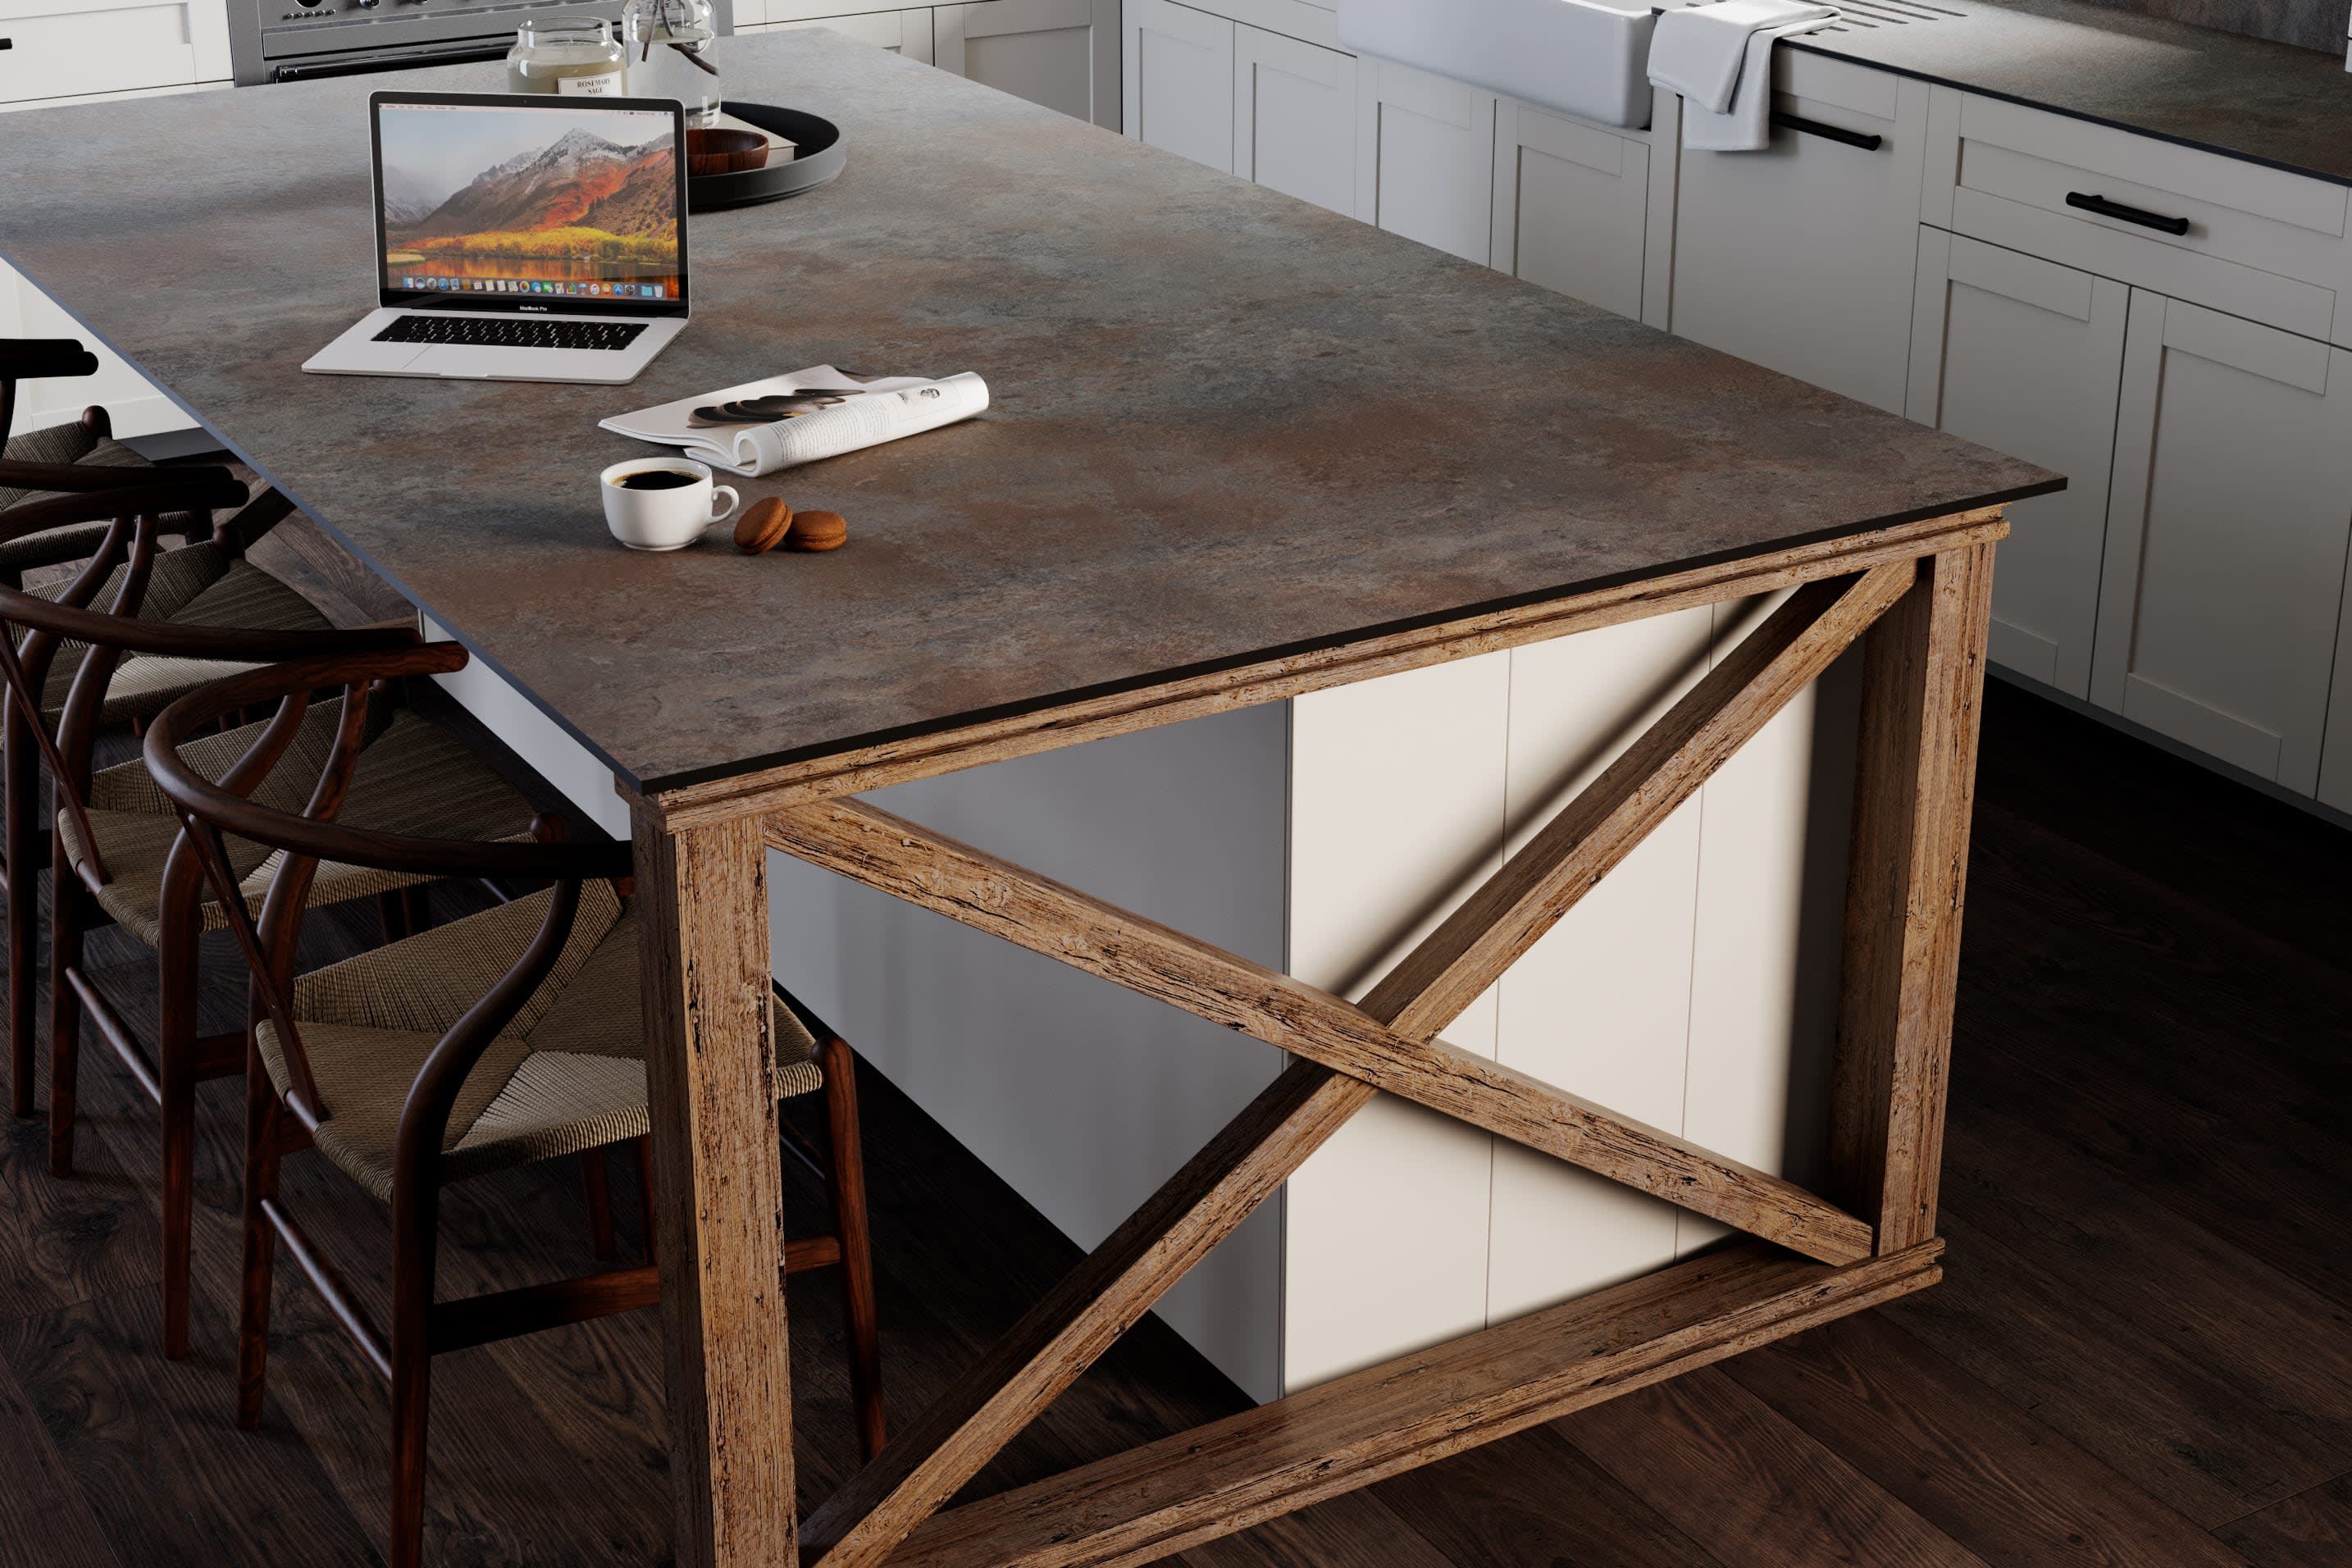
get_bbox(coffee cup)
[600,458,740,551]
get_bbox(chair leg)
[634,1135,657,1265]
[819,1036,886,1461]
[389,1181,441,1568]
[46,876,84,1178]
[579,1146,617,1261]
[157,924,201,1361]
[399,883,432,936]
[7,722,36,1121]
[237,1060,283,1430]
[376,889,410,944]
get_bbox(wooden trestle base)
[631,511,2005,1568]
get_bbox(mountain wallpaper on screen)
[388,129,677,267]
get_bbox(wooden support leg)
[377,888,411,944]
[400,883,432,936]
[581,1147,618,1262]
[158,923,201,1361]
[238,1059,283,1430]
[389,1179,440,1568]
[1831,543,1995,1251]
[7,711,36,1119]
[633,807,798,1568]
[46,875,83,1176]
[635,1134,658,1265]
[818,1035,887,1463]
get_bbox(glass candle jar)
[622,0,722,127]
[506,18,629,97]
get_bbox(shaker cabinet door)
[748,11,937,63]
[1124,0,1235,174]
[1233,23,1359,221]
[1907,229,2127,697]
[1491,97,1650,321]
[1354,58,1496,267]
[1671,54,1928,415]
[0,0,229,107]
[2091,293,2352,795]
[937,0,1116,129]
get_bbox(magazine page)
[600,364,988,476]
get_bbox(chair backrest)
[0,338,99,451]
[0,486,409,891]
[144,651,632,1178]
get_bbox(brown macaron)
[785,509,848,552]
[734,496,792,554]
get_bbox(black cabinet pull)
[2064,190,2190,235]
[1769,110,1882,152]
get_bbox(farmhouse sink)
[1336,0,1659,130]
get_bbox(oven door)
[268,38,514,82]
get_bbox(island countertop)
[0,30,2055,796]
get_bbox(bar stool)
[144,645,885,1568]
[0,496,542,1360]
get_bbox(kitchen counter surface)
[1794,0,2352,185]
[0,31,2054,795]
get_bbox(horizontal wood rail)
[880,1242,1944,1568]
[767,805,1873,1266]
[657,508,2004,825]
[430,1265,663,1356]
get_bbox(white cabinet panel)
[2092,294,2352,793]
[1124,0,1235,174]
[747,11,936,62]
[1492,97,1648,321]
[1487,609,1711,1320]
[0,0,228,107]
[937,0,1116,130]
[0,257,186,439]
[1284,654,1507,1389]
[1908,229,2127,696]
[1233,23,1358,219]
[1671,54,1929,415]
[1354,58,1494,266]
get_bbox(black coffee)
[613,470,699,491]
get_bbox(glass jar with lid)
[505,16,630,97]
[621,0,722,128]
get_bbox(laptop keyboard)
[375,314,649,352]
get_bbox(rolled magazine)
[600,365,989,477]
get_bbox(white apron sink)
[1335,0,1658,130]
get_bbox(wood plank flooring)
[1,545,2347,1564]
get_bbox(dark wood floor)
[3,649,2351,1566]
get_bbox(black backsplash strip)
[2067,0,2346,51]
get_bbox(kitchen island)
[0,30,2056,1566]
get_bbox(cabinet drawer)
[1928,91,2352,344]
[0,1,228,106]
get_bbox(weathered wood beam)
[766,801,1874,1265]
[1360,562,1916,1040]
[658,508,2005,826]
[881,1241,1946,1568]
[803,1062,1373,1568]
[1831,544,1996,1251]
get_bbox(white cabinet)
[0,0,229,107]
[1907,230,2127,697]
[1233,24,1359,220]
[1491,97,1649,322]
[0,258,188,440]
[1355,58,1494,265]
[1671,51,1930,415]
[938,0,1119,130]
[1124,0,1235,174]
[2090,294,2352,794]
[741,9,937,62]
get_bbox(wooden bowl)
[687,128,770,177]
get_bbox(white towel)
[1679,15,1832,151]
[1648,0,1835,112]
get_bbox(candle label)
[558,71,626,97]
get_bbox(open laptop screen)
[371,93,687,317]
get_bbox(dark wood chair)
[144,646,885,1568]
[0,496,541,1360]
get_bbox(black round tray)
[687,103,845,212]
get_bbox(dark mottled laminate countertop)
[0,32,2053,794]
[1794,0,2352,185]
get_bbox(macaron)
[786,509,848,552]
[734,496,792,554]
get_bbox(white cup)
[600,457,740,551]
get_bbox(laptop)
[305,91,691,385]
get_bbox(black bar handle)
[2064,190,2190,236]
[1770,110,1883,152]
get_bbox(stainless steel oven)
[229,0,734,87]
